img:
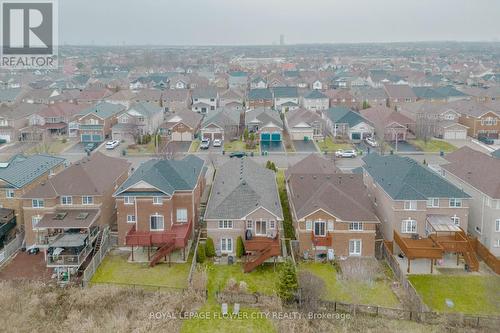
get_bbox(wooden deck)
[311,231,332,247]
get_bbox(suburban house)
[286,154,379,259]
[0,154,65,235]
[450,100,500,140]
[219,89,244,109]
[285,107,325,141]
[245,108,283,143]
[76,88,113,104]
[161,110,202,142]
[250,77,267,89]
[228,71,248,89]
[351,87,387,109]
[104,90,136,109]
[192,87,218,113]
[322,106,374,141]
[0,103,44,142]
[204,158,283,272]
[200,107,240,141]
[273,86,299,112]
[413,86,469,103]
[161,89,191,113]
[247,88,273,109]
[21,88,60,104]
[399,102,468,140]
[21,153,130,279]
[77,102,126,144]
[384,84,417,107]
[302,90,329,111]
[362,153,477,273]
[114,155,205,265]
[0,88,24,105]
[111,102,163,141]
[325,89,357,109]
[134,89,162,105]
[440,147,500,257]
[168,75,189,90]
[360,106,416,142]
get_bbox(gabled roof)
[273,86,298,98]
[0,154,65,189]
[163,109,202,129]
[127,102,162,117]
[248,88,272,101]
[79,102,126,119]
[205,158,283,220]
[285,154,339,180]
[362,153,469,200]
[286,108,323,128]
[0,88,23,101]
[245,108,282,128]
[323,107,372,127]
[115,155,203,196]
[360,105,415,128]
[413,86,468,100]
[443,147,500,199]
[202,108,240,128]
[304,90,328,99]
[192,87,217,99]
[384,84,416,99]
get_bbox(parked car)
[84,142,98,153]
[213,139,222,147]
[200,138,210,149]
[365,137,378,147]
[478,136,494,145]
[105,140,120,149]
[335,149,357,158]
[229,151,247,158]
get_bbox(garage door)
[444,130,466,140]
[291,130,312,141]
[261,132,271,141]
[0,134,11,143]
[92,134,102,142]
[171,132,182,141]
[271,132,281,142]
[181,132,192,141]
[351,132,361,140]
[81,134,92,142]
[213,132,223,140]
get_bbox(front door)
[255,220,267,236]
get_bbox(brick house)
[77,102,126,143]
[247,88,273,109]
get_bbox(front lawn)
[409,139,457,153]
[27,138,73,154]
[299,262,400,307]
[189,139,200,152]
[408,274,500,315]
[91,251,190,289]
[276,170,295,241]
[224,140,259,152]
[317,137,353,152]
[126,141,158,155]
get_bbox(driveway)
[390,141,420,152]
[260,141,284,153]
[166,141,192,153]
[293,140,317,152]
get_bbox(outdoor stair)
[93,231,103,253]
[463,237,480,272]
[243,242,280,273]
[149,240,176,267]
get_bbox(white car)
[365,137,378,147]
[213,139,222,147]
[200,138,210,149]
[335,149,357,158]
[105,140,120,149]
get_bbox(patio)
[395,253,469,275]
[0,251,52,282]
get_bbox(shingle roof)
[202,108,240,128]
[273,86,298,98]
[362,153,469,200]
[492,149,500,159]
[0,88,22,101]
[115,155,204,196]
[323,107,372,127]
[248,88,272,101]
[192,87,217,99]
[205,158,283,220]
[127,102,162,117]
[0,154,65,189]
[80,102,126,119]
[245,108,282,128]
[304,90,328,99]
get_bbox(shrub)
[205,237,215,257]
[277,260,298,303]
[236,236,245,258]
[196,243,206,263]
[61,138,67,143]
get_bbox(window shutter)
[306,221,312,231]
[327,221,334,231]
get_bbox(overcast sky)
[59,0,500,45]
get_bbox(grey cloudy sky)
[59,0,500,45]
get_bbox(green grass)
[91,252,190,289]
[409,139,457,153]
[223,140,259,152]
[299,262,400,307]
[27,139,72,154]
[317,137,353,152]
[276,169,295,241]
[189,139,200,152]
[126,141,157,155]
[408,274,500,315]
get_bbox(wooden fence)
[469,237,500,274]
[0,233,24,266]
[81,227,111,287]
[187,229,201,285]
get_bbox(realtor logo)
[1,0,58,68]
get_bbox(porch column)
[430,259,433,274]
[131,246,134,261]
[407,258,411,273]
[456,253,459,266]
[148,246,150,261]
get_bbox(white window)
[5,189,14,199]
[451,215,460,226]
[60,196,72,205]
[127,215,136,223]
[427,198,439,208]
[494,239,500,248]
[314,221,326,236]
[153,196,163,205]
[218,220,233,229]
[82,196,93,205]
[327,221,334,231]
[31,216,42,229]
[449,198,462,207]
[32,199,44,208]
[349,239,362,256]
[269,220,275,229]
[404,201,417,210]
[176,208,188,222]
[401,219,417,233]
[124,196,135,205]
[306,221,312,231]
[496,219,500,232]
[246,220,253,230]
[221,238,233,253]
[349,222,363,231]
[150,215,164,231]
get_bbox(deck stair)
[243,237,281,273]
[462,234,479,272]
[149,240,176,267]
[93,231,103,253]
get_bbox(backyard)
[409,139,457,153]
[408,274,500,315]
[316,137,353,152]
[91,250,190,289]
[299,261,400,307]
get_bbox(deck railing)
[125,220,192,247]
[47,244,93,267]
[311,231,332,247]
[393,231,443,259]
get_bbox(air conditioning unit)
[411,233,419,240]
